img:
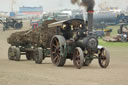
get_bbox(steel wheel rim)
[51,37,61,65]
[73,47,84,69]
[100,49,107,66]
[74,49,81,66]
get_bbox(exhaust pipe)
[70,0,95,33]
[87,10,94,33]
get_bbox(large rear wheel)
[50,35,66,67]
[73,47,84,69]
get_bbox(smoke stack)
[71,0,95,33]
[80,0,95,33]
[88,10,94,33]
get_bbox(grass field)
[99,25,128,47]
[106,25,120,35]
[99,39,128,47]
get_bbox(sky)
[0,0,128,12]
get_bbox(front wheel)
[98,48,110,68]
[73,47,84,69]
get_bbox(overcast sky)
[0,0,127,12]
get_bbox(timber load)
[7,20,57,47]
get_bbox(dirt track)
[0,23,128,85]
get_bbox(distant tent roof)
[19,6,43,13]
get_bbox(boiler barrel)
[93,12,118,26]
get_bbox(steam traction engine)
[7,11,110,69]
[48,11,110,69]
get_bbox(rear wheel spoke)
[52,43,57,48]
[53,56,58,62]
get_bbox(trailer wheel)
[34,47,43,64]
[73,47,84,69]
[14,47,21,61]
[26,52,34,60]
[8,46,15,60]
[50,35,66,67]
[98,48,110,68]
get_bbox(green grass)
[99,39,128,47]
[98,25,128,47]
[106,25,120,35]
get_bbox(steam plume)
[71,0,95,11]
